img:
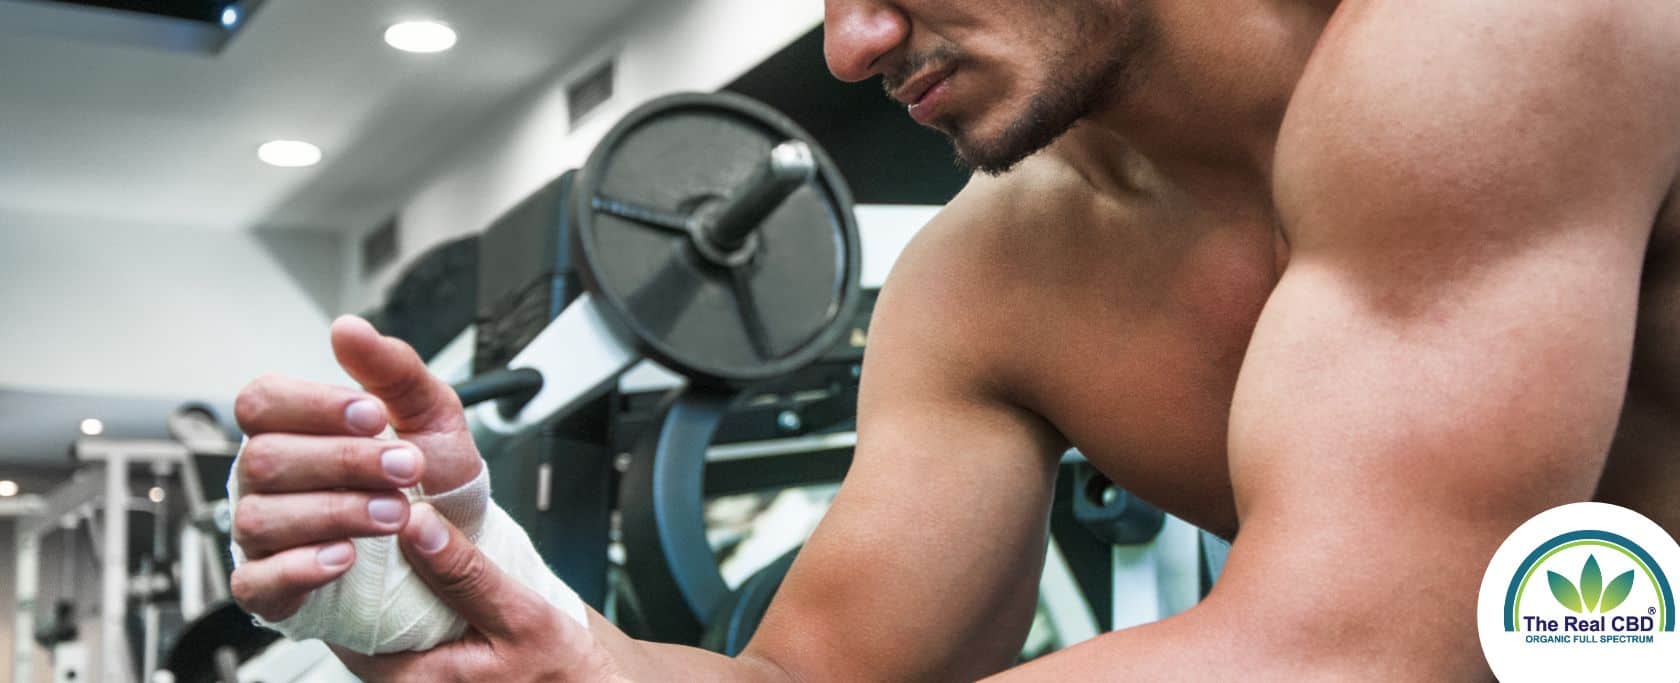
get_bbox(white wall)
[342,0,826,311]
[0,209,350,399]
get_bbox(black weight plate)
[573,93,861,386]
[700,546,800,655]
[163,600,281,682]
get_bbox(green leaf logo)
[1581,555,1603,612]
[1548,555,1637,614]
[1600,570,1636,613]
[1550,570,1584,613]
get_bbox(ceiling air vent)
[361,217,400,280]
[567,59,615,127]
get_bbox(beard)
[942,56,1128,176]
[927,4,1153,176]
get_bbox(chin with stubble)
[937,4,1155,176]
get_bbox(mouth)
[890,64,956,108]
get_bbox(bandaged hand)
[227,316,587,655]
[330,501,623,681]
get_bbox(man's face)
[824,0,1152,174]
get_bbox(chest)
[1011,215,1280,533]
[1019,187,1680,444]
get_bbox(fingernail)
[344,399,383,433]
[411,504,448,554]
[318,542,353,569]
[381,448,418,481]
[368,497,405,526]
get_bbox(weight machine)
[11,414,237,683]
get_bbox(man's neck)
[1070,1,1335,201]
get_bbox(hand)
[333,504,624,682]
[229,316,481,621]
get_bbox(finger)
[397,503,551,639]
[235,373,389,437]
[238,434,423,494]
[233,491,409,558]
[330,316,462,431]
[231,541,355,621]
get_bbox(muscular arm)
[746,220,1067,678]
[588,183,1068,681]
[998,2,1680,680]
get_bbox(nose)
[823,1,909,83]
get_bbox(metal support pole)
[101,457,131,683]
[1039,540,1101,645]
[1110,542,1164,629]
[174,449,230,603]
[1109,515,1203,631]
[180,524,204,621]
[14,524,40,683]
[141,603,159,681]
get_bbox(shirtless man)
[225,1,1680,679]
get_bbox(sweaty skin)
[231,1,1680,680]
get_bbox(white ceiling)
[0,0,653,233]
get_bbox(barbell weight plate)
[700,546,801,656]
[618,389,736,643]
[573,92,861,386]
[162,600,281,682]
[618,386,853,645]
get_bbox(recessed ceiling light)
[220,5,240,28]
[80,418,104,436]
[258,140,322,168]
[0,480,17,497]
[149,486,167,503]
[384,20,457,53]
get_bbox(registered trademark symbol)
[1651,607,1658,615]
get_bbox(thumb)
[329,315,461,433]
[398,503,548,640]
[331,316,480,491]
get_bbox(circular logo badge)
[1478,502,1680,681]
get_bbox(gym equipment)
[615,383,860,645]
[599,289,869,647]
[1201,531,1232,592]
[366,234,481,362]
[575,93,857,385]
[1072,461,1165,546]
[161,600,281,683]
[699,547,800,656]
[450,91,861,625]
[472,170,585,376]
[12,406,241,683]
[164,600,359,683]
[464,92,861,436]
[1050,455,1203,634]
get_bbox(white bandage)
[227,449,589,654]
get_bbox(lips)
[906,76,951,126]
[891,65,955,107]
